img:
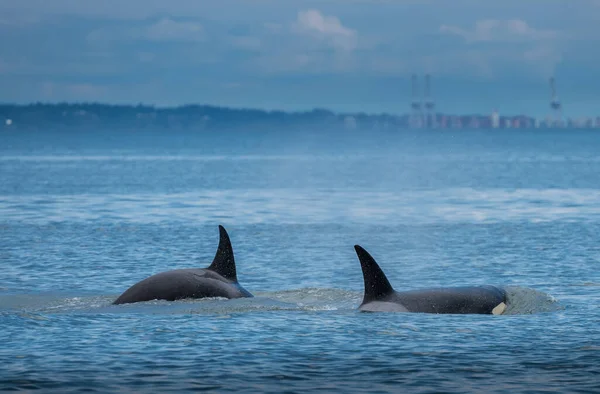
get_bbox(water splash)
[0,286,559,316]
[503,286,563,315]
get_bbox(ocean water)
[1,127,599,393]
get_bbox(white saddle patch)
[492,302,506,315]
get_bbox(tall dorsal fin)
[354,245,395,303]
[207,225,237,281]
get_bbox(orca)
[113,225,253,305]
[354,245,507,314]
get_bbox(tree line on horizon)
[0,102,538,130]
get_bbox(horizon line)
[0,101,549,119]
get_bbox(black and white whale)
[113,225,253,305]
[354,245,507,314]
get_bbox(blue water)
[1,128,599,393]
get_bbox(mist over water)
[1,127,599,392]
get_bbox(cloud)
[296,9,354,37]
[229,35,261,51]
[1,1,600,114]
[140,18,204,42]
[293,9,357,51]
[40,82,109,100]
[440,19,558,43]
[88,18,205,44]
[523,45,563,76]
[436,19,564,78]
[0,14,40,27]
[244,9,359,74]
[0,1,204,20]
[251,53,314,74]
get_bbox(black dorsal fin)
[354,245,395,303]
[207,225,237,281]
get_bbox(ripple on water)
[2,131,600,392]
[2,188,600,225]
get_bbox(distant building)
[469,116,480,128]
[491,110,500,128]
[440,115,448,128]
[451,116,462,128]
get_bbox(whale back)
[207,225,238,282]
[353,244,507,314]
[354,245,395,304]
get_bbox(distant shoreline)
[1,102,597,130]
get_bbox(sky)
[0,0,599,118]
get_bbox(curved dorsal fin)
[207,225,237,282]
[354,245,395,303]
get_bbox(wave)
[2,188,600,224]
[2,153,600,163]
[0,286,561,316]
[0,155,355,162]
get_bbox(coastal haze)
[2,1,600,393]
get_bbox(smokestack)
[410,74,422,128]
[424,74,435,128]
[549,77,562,127]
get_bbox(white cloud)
[246,9,359,74]
[440,19,557,43]
[296,9,354,37]
[293,9,357,51]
